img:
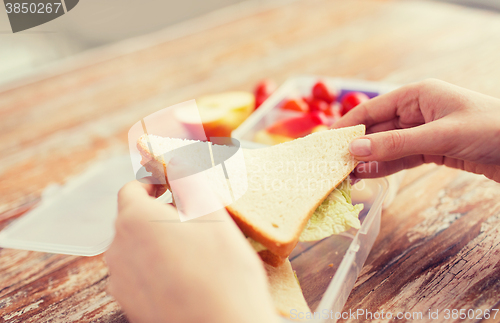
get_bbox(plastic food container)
[284,178,387,322]
[232,75,395,322]
[233,75,396,149]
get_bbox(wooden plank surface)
[347,168,500,322]
[1,0,500,322]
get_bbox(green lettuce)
[299,177,363,242]
[247,177,363,251]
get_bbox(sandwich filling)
[248,176,363,251]
[299,176,363,241]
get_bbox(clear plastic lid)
[0,155,135,256]
[0,100,217,255]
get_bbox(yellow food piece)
[253,129,293,145]
[312,125,329,133]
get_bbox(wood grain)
[1,0,500,322]
[344,169,500,322]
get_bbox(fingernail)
[349,139,372,157]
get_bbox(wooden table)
[1,0,500,322]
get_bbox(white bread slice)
[265,258,310,319]
[137,125,365,262]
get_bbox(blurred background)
[1,0,499,87]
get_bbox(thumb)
[166,159,226,221]
[349,123,450,161]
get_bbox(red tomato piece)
[254,79,277,109]
[308,99,329,113]
[312,81,338,104]
[310,111,329,126]
[267,113,326,138]
[324,102,342,119]
[255,93,268,109]
[281,98,309,112]
[302,95,314,105]
[340,91,370,115]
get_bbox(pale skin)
[106,79,500,323]
[105,161,279,323]
[334,79,500,183]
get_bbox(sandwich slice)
[137,124,365,267]
[264,258,310,317]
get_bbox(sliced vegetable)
[308,99,329,113]
[340,91,369,115]
[312,81,338,104]
[281,98,309,113]
[267,112,326,138]
[299,177,364,241]
[254,79,277,109]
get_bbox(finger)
[167,159,227,222]
[349,122,453,162]
[333,84,420,129]
[117,180,158,210]
[349,172,361,185]
[442,156,466,170]
[366,119,399,134]
[366,118,425,134]
[354,155,425,178]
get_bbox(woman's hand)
[334,79,500,182]
[105,162,278,323]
